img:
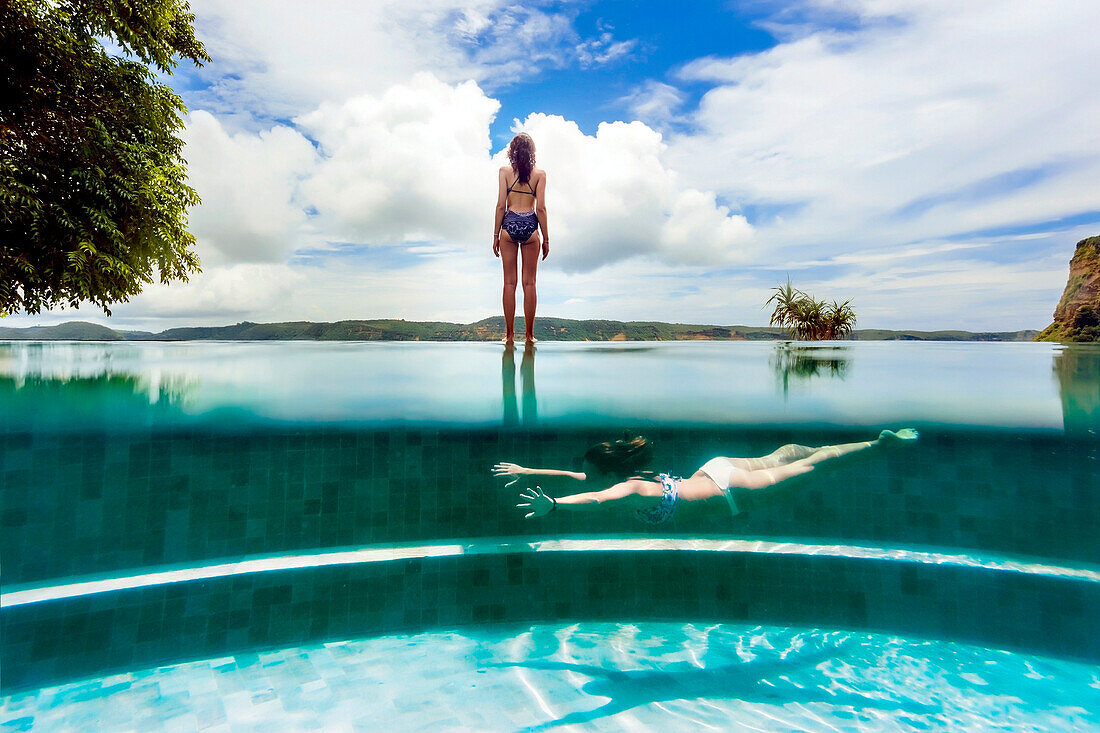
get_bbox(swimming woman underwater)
[493,132,549,343]
[493,430,919,524]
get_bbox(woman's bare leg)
[519,235,540,342]
[729,444,818,471]
[729,434,904,470]
[796,439,879,465]
[739,430,918,489]
[500,237,519,341]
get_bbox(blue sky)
[9,0,1100,332]
[484,1,777,143]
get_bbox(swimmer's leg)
[729,444,817,471]
[736,430,917,490]
[733,432,913,470]
[800,429,919,463]
[803,439,879,462]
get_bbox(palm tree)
[763,282,857,341]
[823,299,856,340]
[764,278,806,336]
[793,296,827,340]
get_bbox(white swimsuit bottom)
[698,457,741,516]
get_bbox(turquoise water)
[3,340,1098,585]
[2,340,1098,725]
[0,340,1091,430]
[4,623,1098,731]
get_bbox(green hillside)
[851,329,1039,342]
[0,318,1041,342]
[0,321,127,340]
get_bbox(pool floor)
[3,623,1097,732]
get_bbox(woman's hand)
[493,236,501,258]
[541,239,550,260]
[492,462,528,487]
[879,428,920,443]
[517,486,554,518]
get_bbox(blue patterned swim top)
[635,473,679,525]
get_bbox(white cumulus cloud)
[669,0,1100,252]
[620,80,687,129]
[186,0,639,122]
[118,263,307,322]
[511,114,755,271]
[297,74,500,246]
[182,111,317,264]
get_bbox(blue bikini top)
[507,178,536,196]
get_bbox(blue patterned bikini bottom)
[501,209,538,244]
[635,473,680,525]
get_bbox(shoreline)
[0,318,1041,343]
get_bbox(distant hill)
[0,318,1040,342]
[852,328,1040,342]
[0,321,129,341]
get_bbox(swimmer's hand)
[493,462,528,487]
[517,486,553,518]
[879,428,919,443]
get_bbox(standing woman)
[493,133,549,343]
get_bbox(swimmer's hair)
[508,133,536,184]
[584,434,652,479]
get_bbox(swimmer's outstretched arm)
[516,484,640,518]
[736,428,918,490]
[493,462,585,487]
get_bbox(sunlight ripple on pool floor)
[2,623,1097,732]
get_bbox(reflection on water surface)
[1053,342,1100,435]
[770,342,852,398]
[0,340,1092,430]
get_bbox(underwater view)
[6,624,1100,731]
[2,341,1098,729]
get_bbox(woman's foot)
[879,428,919,442]
[525,335,537,344]
[503,334,515,343]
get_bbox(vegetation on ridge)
[1037,236,1100,342]
[0,318,1040,342]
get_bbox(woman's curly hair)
[508,133,536,184]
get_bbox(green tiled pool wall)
[3,550,1097,692]
[2,426,1098,585]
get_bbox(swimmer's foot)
[525,335,537,344]
[879,428,919,443]
[503,334,515,344]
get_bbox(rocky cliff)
[1037,235,1100,342]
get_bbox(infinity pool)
[2,341,1098,728]
[0,340,1085,429]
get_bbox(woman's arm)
[493,462,585,486]
[492,167,508,257]
[535,170,549,260]
[517,482,642,518]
